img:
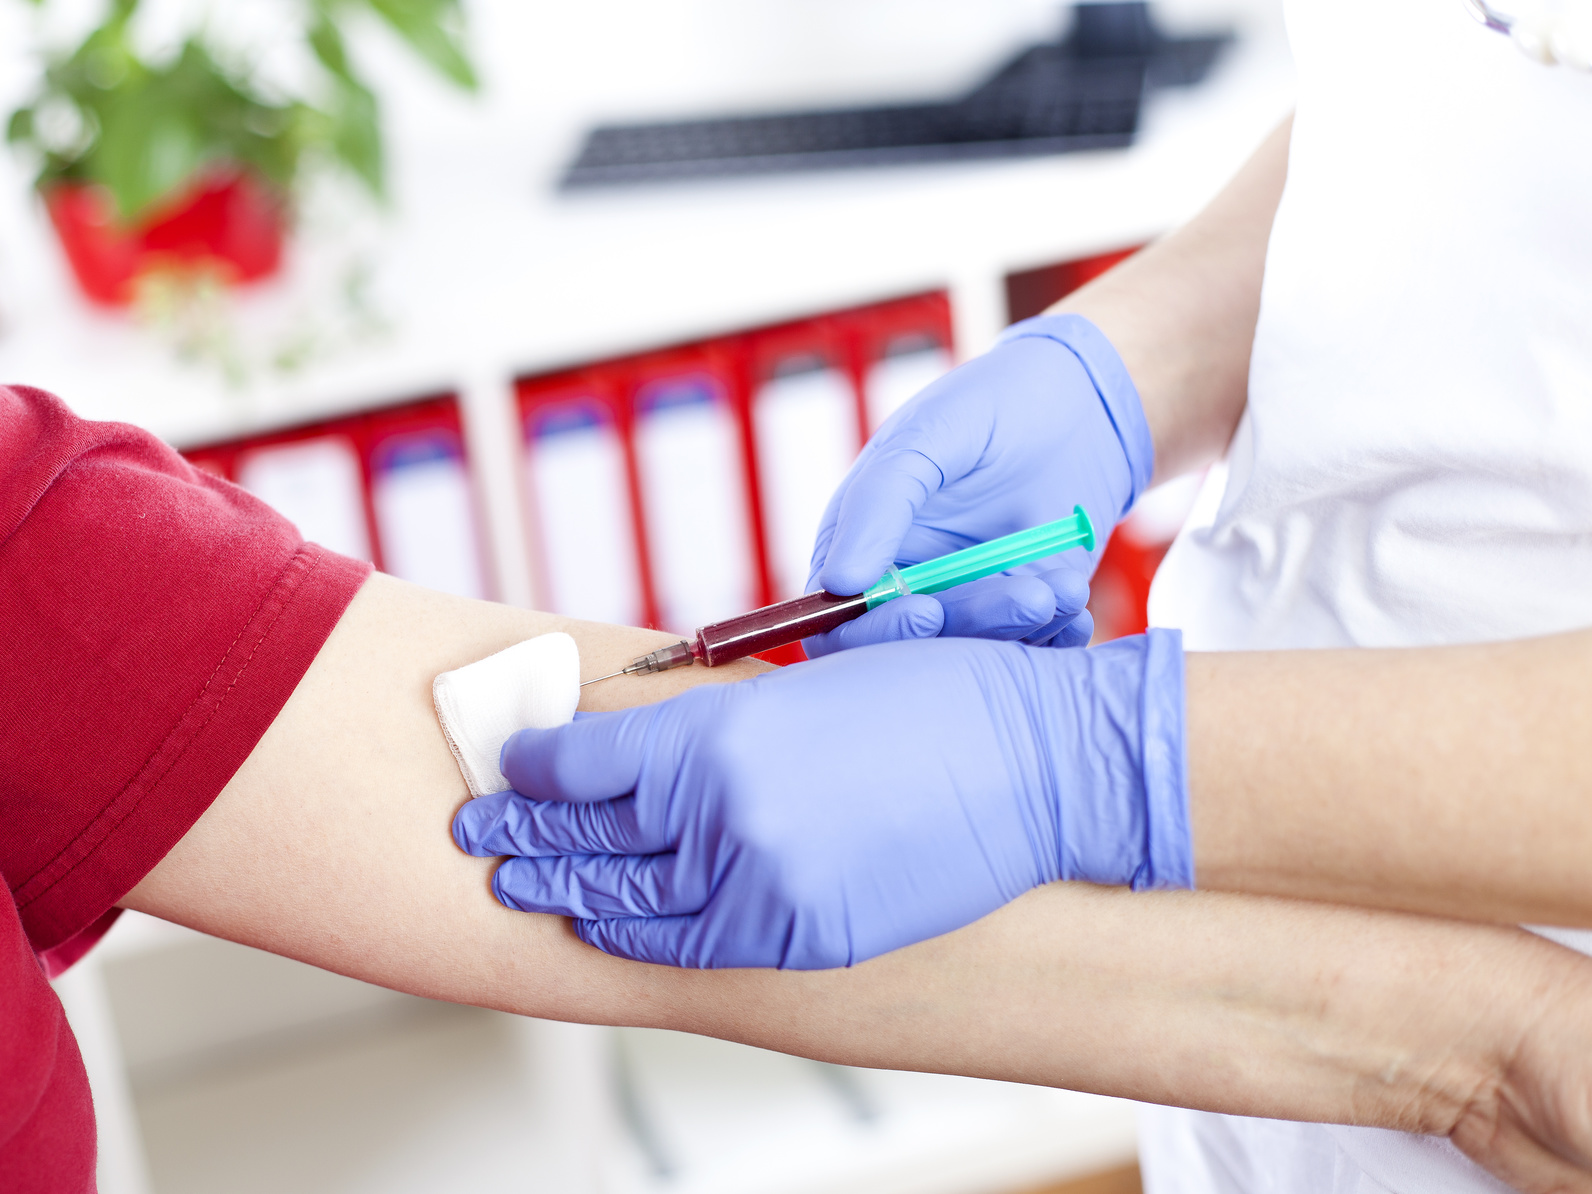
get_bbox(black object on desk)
[561,2,1232,188]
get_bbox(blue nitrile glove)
[452,629,1190,970]
[804,314,1153,657]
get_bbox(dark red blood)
[695,590,870,666]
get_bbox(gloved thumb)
[498,707,658,804]
[816,448,946,597]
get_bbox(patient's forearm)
[708,887,1569,1130]
[715,890,1592,1191]
[123,575,1592,1168]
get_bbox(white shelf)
[0,0,1292,449]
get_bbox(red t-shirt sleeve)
[0,385,372,955]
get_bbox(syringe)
[581,506,1095,686]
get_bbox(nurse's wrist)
[1029,628,1192,891]
[998,313,1155,512]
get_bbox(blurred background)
[1,1,1292,1191]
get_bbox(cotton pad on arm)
[432,632,580,796]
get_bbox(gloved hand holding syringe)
[580,505,1096,686]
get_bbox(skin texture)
[124,574,1592,1191]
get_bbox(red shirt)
[0,387,370,1191]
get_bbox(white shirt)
[1144,0,1592,1189]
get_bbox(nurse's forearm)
[1055,115,1292,485]
[1188,629,1592,926]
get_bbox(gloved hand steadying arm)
[805,314,1153,656]
[452,629,1190,970]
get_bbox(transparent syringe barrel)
[694,590,871,667]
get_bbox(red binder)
[622,344,760,636]
[1004,246,1140,324]
[841,292,956,438]
[182,394,489,600]
[365,400,488,600]
[745,316,857,604]
[517,367,647,627]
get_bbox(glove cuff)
[1039,627,1192,891]
[1137,627,1193,890]
[997,314,1155,514]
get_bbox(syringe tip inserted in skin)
[580,640,699,687]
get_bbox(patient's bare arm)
[125,574,1592,1194]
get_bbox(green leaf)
[307,15,356,86]
[85,40,227,219]
[330,79,384,198]
[94,99,203,220]
[4,0,476,218]
[6,107,34,146]
[366,0,478,90]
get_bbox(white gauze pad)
[432,632,580,796]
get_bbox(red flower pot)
[45,168,286,305]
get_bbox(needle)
[580,641,699,687]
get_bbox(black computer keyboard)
[562,3,1232,188]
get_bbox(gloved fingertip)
[1053,610,1094,648]
[887,594,945,640]
[800,631,838,659]
[489,862,522,911]
[451,804,476,855]
[818,451,948,596]
[452,795,507,857]
[1006,575,1060,625]
[1048,567,1091,616]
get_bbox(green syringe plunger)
[860,505,1095,609]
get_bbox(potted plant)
[5,0,477,305]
